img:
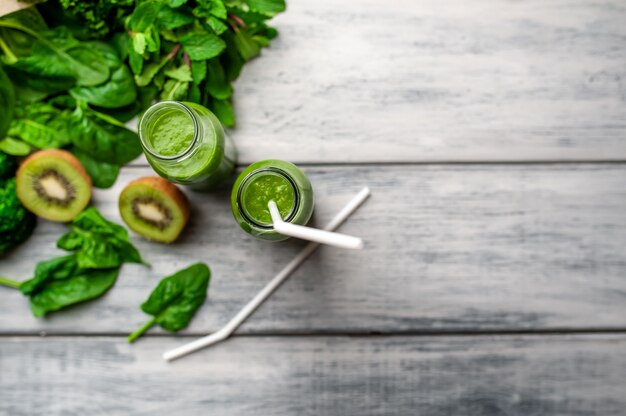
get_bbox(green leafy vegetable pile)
[128,262,210,342]
[0,206,144,316]
[0,149,36,255]
[0,0,285,187]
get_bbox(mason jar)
[138,101,237,190]
[231,160,315,241]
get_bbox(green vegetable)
[0,207,144,316]
[0,0,285,189]
[0,23,110,87]
[57,0,134,38]
[0,151,16,179]
[58,0,284,126]
[18,255,120,317]
[70,65,137,108]
[128,263,211,343]
[69,103,142,166]
[0,178,37,255]
[57,206,144,269]
[8,102,73,149]
[0,137,31,156]
[0,66,15,139]
[71,147,121,189]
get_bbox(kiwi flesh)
[119,176,189,243]
[16,149,92,222]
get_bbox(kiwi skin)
[119,176,189,243]
[16,149,92,222]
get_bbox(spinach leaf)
[0,137,31,156]
[57,206,144,269]
[70,104,142,165]
[0,66,15,139]
[70,66,137,108]
[92,100,142,123]
[0,7,47,62]
[0,24,110,87]
[19,255,120,317]
[0,206,145,317]
[71,147,121,189]
[128,263,210,342]
[82,41,123,68]
[4,66,75,95]
[20,255,80,296]
[8,102,73,149]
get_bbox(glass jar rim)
[237,167,301,229]
[138,101,199,161]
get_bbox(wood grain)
[222,0,626,164]
[1,164,624,334]
[1,334,624,415]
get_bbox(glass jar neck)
[237,167,301,229]
[139,101,201,161]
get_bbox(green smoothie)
[231,160,314,241]
[139,101,237,190]
[149,110,194,156]
[241,172,296,226]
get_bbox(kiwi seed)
[33,169,76,206]
[131,197,173,230]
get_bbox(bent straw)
[268,201,363,249]
[163,187,371,361]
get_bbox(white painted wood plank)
[221,0,626,163]
[0,164,624,334]
[1,334,625,415]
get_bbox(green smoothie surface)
[241,172,296,225]
[149,109,195,156]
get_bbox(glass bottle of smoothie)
[231,160,315,241]
[139,101,237,190]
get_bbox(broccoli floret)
[59,0,134,38]
[0,178,36,255]
[0,152,17,180]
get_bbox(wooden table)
[2,0,625,414]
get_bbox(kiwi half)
[16,149,92,222]
[119,176,189,243]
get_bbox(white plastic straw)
[268,201,363,249]
[163,187,371,361]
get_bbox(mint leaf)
[180,30,225,60]
[190,60,207,84]
[244,0,286,16]
[164,64,193,82]
[157,6,194,29]
[206,58,231,99]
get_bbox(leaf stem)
[127,317,157,343]
[0,276,22,290]
[0,36,18,64]
[228,14,246,28]
[166,44,181,60]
